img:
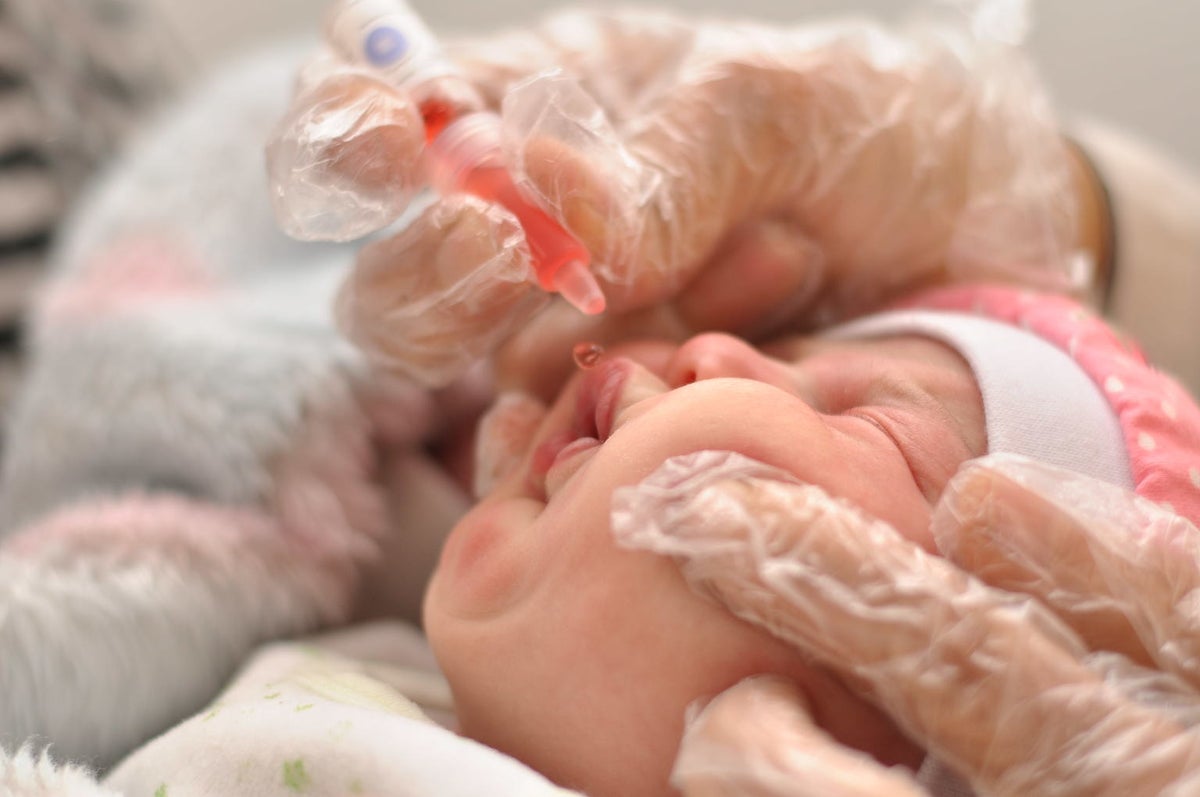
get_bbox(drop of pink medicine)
[573,341,605,369]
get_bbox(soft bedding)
[104,622,578,796]
[0,43,474,790]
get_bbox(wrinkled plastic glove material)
[333,194,550,387]
[675,675,929,797]
[612,451,1200,796]
[270,53,429,242]
[267,1,1082,388]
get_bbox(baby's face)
[424,332,985,796]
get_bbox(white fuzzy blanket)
[0,42,480,790]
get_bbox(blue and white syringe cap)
[326,0,456,89]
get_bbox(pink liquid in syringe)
[462,167,593,293]
[424,105,605,316]
[421,101,454,143]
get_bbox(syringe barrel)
[429,113,591,293]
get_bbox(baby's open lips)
[586,359,632,442]
[527,358,636,500]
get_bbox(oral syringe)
[327,0,606,315]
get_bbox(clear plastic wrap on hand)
[472,390,548,498]
[673,676,929,797]
[498,0,1085,319]
[612,451,1200,796]
[267,0,491,243]
[335,194,549,387]
[933,453,1200,690]
[266,52,430,242]
[273,0,608,333]
[267,5,696,245]
[270,0,1085,386]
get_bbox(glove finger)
[267,56,426,242]
[612,450,1200,797]
[335,194,548,387]
[473,392,548,498]
[935,453,1200,686]
[674,675,929,797]
[502,52,823,313]
[499,73,643,306]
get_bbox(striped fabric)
[0,0,180,431]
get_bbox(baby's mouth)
[528,358,638,500]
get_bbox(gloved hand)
[270,4,1088,390]
[611,451,1200,796]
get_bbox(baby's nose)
[666,333,797,392]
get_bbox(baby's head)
[423,285,1197,796]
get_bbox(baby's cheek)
[426,498,545,621]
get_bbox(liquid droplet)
[573,341,605,369]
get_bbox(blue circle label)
[365,26,408,67]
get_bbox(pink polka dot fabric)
[897,285,1200,525]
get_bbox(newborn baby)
[427,340,976,792]
[424,284,1199,795]
[105,284,1200,797]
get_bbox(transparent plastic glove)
[271,3,1081,388]
[268,51,431,242]
[675,675,928,797]
[490,1,1087,390]
[267,8,697,241]
[268,7,699,385]
[933,453,1200,688]
[334,194,550,386]
[612,451,1200,796]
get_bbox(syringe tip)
[554,259,606,316]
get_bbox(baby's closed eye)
[796,340,985,502]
